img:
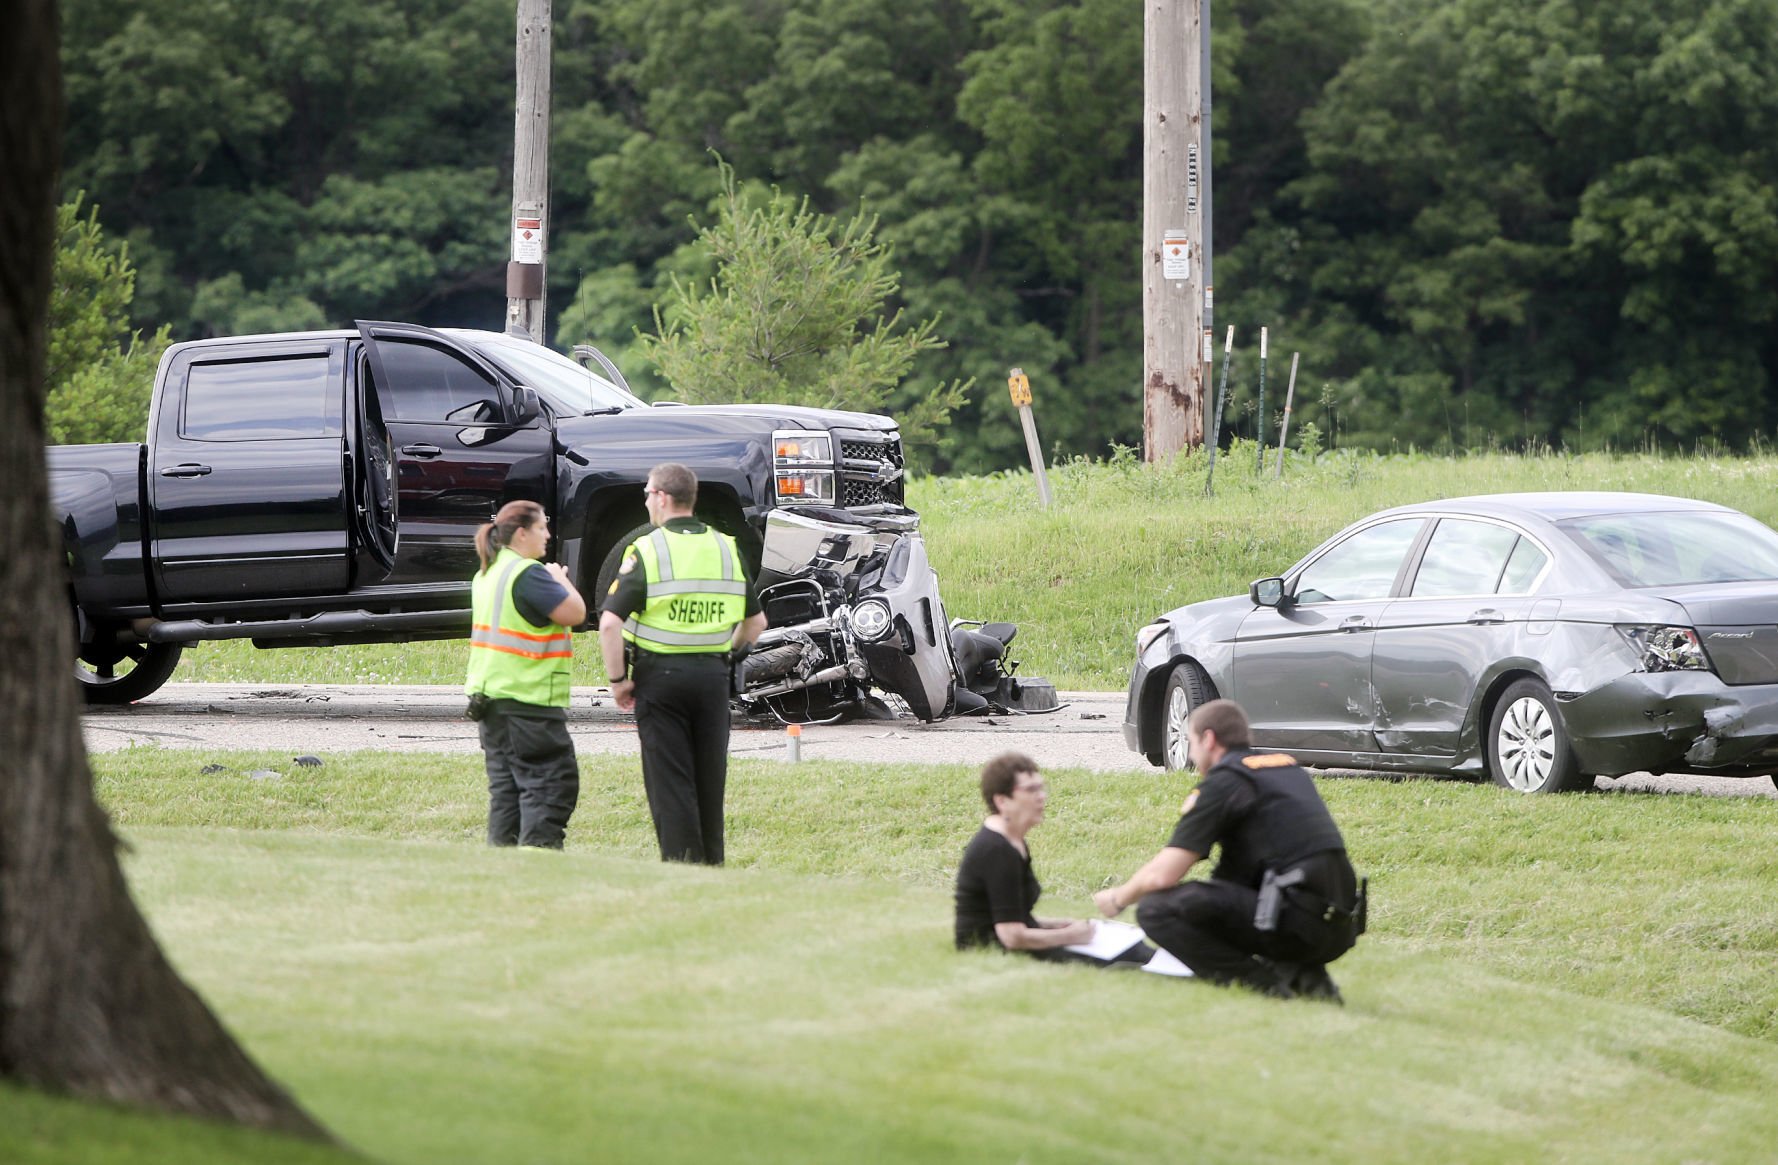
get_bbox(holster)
[1253,866,1307,932]
[728,643,748,698]
[465,692,491,722]
[1255,868,1369,943]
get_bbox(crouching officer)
[1094,698,1364,1002]
[598,463,766,865]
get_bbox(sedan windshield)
[1560,511,1778,586]
[461,333,646,415]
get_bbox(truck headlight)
[774,429,835,504]
[1616,625,1710,672]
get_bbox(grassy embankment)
[168,446,1778,690]
[5,743,1776,1163]
[15,449,1778,1161]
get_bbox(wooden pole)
[505,0,551,342]
[1142,0,1206,460]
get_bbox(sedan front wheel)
[1160,661,1213,771]
[1487,678,1588,793]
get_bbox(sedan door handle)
[159,463,212,478]
[400,443,443,459]
[1338,615,1370,632]
[1467,608,1505,625]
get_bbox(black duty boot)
[1250,958,1299,1000]
[1288,963,1344,1005]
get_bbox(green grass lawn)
[29,449,1778,1160]
[167,447,1778,691]
[8,748,1776,1162]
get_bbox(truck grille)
[838,435,906,508]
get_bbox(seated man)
[955,752,1151,965]
[1093,699,1363,1001]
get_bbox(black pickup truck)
[49,321,908,702]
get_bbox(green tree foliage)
[46,195,171,444]
[61,0,514,333]
[1236,0,1778,451]
[638,164,971,453]
[57,0,1778,464]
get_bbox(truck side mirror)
[511,386,542,425]
[1250,577,1290,608]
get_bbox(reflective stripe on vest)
[465,548,573,706]
[622,526,746,654]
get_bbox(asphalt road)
[81,682,1777,798]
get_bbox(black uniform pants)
[1137,878,1350,993]
[633,652,731,865]
[479,702,579,849]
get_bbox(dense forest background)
[57,0,1778,471]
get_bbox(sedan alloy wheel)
[1488,678,1585,793]
[1161,662,1212,771]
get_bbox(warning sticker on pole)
[512,216,544,264]
[1163,231,1190,281]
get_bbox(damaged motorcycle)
[735,509,1061,724]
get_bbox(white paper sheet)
[1139,946,1194,977]
[1063,919,1148,960]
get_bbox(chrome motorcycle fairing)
[852,530,958,721]
[740,508,957,723]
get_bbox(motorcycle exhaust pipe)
[745,659,867,699]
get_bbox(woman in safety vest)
[465,500,587,848]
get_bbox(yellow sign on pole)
[1008,367,1032,408]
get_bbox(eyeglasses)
[644,486,664,498]
[1013,780,1047,795]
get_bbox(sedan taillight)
[1616,625,1711,672]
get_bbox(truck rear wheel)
[77,638,184,704]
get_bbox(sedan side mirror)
[511,386,542,425]
[1250,577,1290,608]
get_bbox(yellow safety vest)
[621,526,747,655]
[465,548,573,706]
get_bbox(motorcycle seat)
[977,621,1017,646]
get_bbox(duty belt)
[1254,867,1368,935]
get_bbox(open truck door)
[355,321,553,586]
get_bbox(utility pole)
[1142,0,1207,459]
[506,0,551,343]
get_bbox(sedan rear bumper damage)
[1559,673,1778,777]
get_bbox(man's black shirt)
[954,826,1041,949]
[1168,748,1348,890]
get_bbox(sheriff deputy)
[1094,698,1365,1002]
[598,463,766,865]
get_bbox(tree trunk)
[0,0,328,1140]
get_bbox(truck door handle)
[1338,615,1370,632]
[1467,608,1505,624]
[400,443,443,459]
[159,463,212,478]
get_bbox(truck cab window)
[375,340,499,421]
[182,355,341,440]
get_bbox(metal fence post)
[1007,368,1053,508]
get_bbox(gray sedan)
[1122,492,1778,792]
